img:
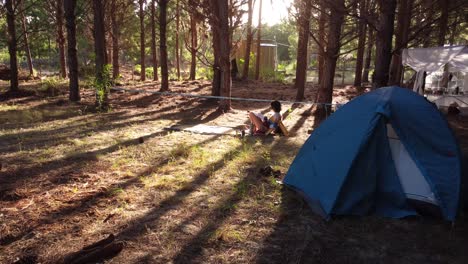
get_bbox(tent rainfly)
[283,87,463,221]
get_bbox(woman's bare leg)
[248,112,267,132]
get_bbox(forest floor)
[1,78,468,264]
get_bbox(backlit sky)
[252,0,293,26]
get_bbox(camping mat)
[166,124,241,135]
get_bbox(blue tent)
[284,86,462,221]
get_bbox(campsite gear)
[283,87,462,221]
[259,166,282,178]
[278,121,289,136]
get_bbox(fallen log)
[62,234,124,264]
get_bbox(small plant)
[40,77,60,97]
[169,142,192,160]
[196,67,214,80]
[109,187,125,196]
[134,64,142,75]
[94,64,113,110]
[145,67,154,79]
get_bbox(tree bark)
[438,0,450,88]
[254,0,262,80]
[242,0,253,80]
[6,0,18,93]
[437,0,449,46]
[159,0,169,91]
[212,24,222,96]
[362,28,374,83]
[57,0,67,78]
[111,0,120,79]
[294,0,312,101]
[189,14,197,80]
[314,0,345,125]
[20,3,34,76]
[353,0,367,88]
[373,0,397,89]
[151,0,158,81]
[211,0,231,110]
[139,0,146,81]
[317,4,326,86]
[175,0,181,80]
[388,0,412,86]
[93,0,108,107]
[64,0,80,101]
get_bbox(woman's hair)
[271,100,281,113]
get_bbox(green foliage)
[134,65,161,80]
[261,21,297,61]
[284,61,296,75]
[146,67,154,78]
[196,67,214,80]
[236,52,257,79]
[134,64,142,74]
[95,64,113,110]
[260,68,286,83]
[0,49,9,63]
[169,68,179,80]
[40,76,61,96]
[79,64,95,78]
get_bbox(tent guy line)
[111,87,337,106]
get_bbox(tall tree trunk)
[64,0,80,101]
[242,0,253,80]
[294,0,312,101]
[438,0,450,88]
[420,0,433,48]
[151,0,158,81]
[373,0,397,89]
[254,0,262,80]
[211,0,231,110]
[219,0,231,111]
[175,0,181,80]
[314,0,345,125]
[212,24,222,96]
[318,4,326,86]
[448,15,458,45]
[19,3,34,76]
[5,0,18,93]
[93,0,108,108]
[189,14,197,80]
[57,0,67,78]
[111,0,120,79]
[139,0,146,81]
[388,0,412,86]
[362,28,374,83]
[159,0,169,91]
[437,0,449,46]
[353,0,367,88]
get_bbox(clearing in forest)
[1,80,468,263]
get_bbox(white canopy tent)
[402,46,468,114]
[402,45,468,94]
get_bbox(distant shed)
[235,39,278,78]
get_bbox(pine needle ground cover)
[1,80,467,263]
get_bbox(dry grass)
[0,79,467,264]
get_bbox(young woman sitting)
[248,100,282,135]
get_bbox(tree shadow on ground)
[0,99,94,129]
[115,143,245,243]
[0,97,225,200]
[1,132,224,260]
[254,187,468,264]
[288,105,314,135]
